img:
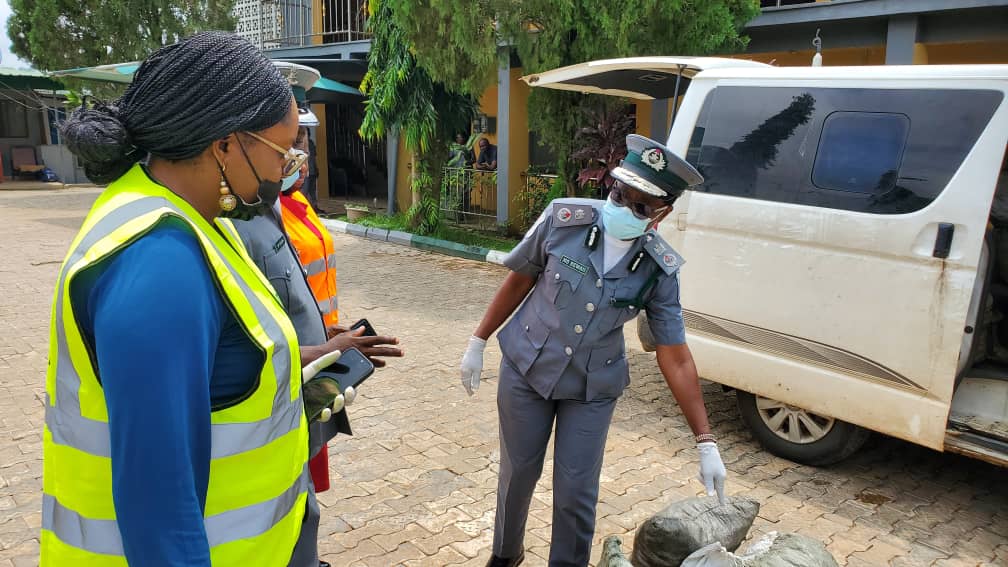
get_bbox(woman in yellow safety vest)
[42,32,322,566]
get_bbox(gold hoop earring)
[218,165,236,211]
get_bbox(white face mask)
[601,195,651,240]
[281,169,301,192]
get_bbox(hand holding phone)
[302,348,375,423]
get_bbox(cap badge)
[642,148,667,172]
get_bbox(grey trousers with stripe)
[493,361,618,567]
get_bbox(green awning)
[49,62,362,100]
[49,62,140,84]
[314,77,361,96]
[0,67,65,90]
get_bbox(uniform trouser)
[494,361,618,567]
[288,418,341,566]
[288,484,321,566]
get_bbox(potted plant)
[571,102,636,198]
[345,202,371,222]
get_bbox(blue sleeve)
[82,224,223,567]
[645,271,687,346]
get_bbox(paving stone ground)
[0,188,1005,567]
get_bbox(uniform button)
[564,346,573,356]
[525,325,530,331]
[628,305,636,311]
[285,267,292,277]
[596,278,603,288]
[574,324,583,334]
[555,273,561,280]
[586,302,595,312]
[606,359,612,365]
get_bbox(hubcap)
[755,396,835,444]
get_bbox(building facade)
[242,0,1008,231]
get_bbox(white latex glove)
[302,349,342,382]
[460,336,486,396]
[698,442,727,505]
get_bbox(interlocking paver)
[1,188,1006,566]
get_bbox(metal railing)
[441,167,498,227]
[237,0,369,50]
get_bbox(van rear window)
[686,87,1003,214]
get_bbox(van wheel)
[736,391,870,466]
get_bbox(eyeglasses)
[244,131,308,178]
[610,182,670,220]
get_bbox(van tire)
[736,391,870,466]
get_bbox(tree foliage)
[390,1,761,192]
[359,0,478,234]
[8,1,234,96]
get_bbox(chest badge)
[557,207,573,223]
[561,255,589,275]
[662,254,678,268]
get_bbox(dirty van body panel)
[666,79,1008,451]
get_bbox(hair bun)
[60,103,142,184]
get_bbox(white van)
[523,58,1008,467]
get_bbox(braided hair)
[61,31,293,184]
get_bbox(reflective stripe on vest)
[41,166,309,566]
[303,252,338,278]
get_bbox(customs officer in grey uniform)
[460,135,728,567]
[225,152,402,567]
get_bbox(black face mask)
[218,137,283,220]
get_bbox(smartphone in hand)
[350,318,377,337]
[302,348,375,422]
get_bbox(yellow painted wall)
[735,45,887,66]
[925,40,1008,64]
[732,40,1008,67]
[635,101,651,137]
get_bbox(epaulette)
[551,201,596,227]
[642,230,685,275]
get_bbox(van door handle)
[933,223,955,259]
[676,213,687,231]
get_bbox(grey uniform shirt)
[227,210,348,441]
[499,199,686,401]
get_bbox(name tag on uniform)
[561,255,589,275]
[272,237,285,253]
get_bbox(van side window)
[812,112,909,195]
[687,87,1003,214]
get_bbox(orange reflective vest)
[279,190,339,327]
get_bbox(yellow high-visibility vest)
[41,164,310,566]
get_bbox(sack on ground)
[680,531,840,567]
[632,496,760,567]
[599,535,634,567]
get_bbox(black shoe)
[319,562,330,567]
[485,551,525,567]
